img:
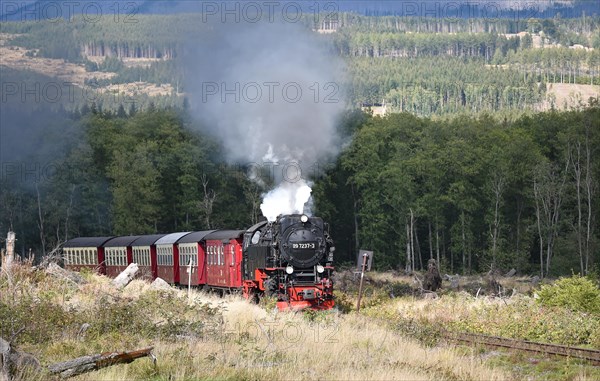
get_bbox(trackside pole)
[187,259,192,302]
[356,252,369,312]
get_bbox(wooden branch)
[48,347,154,379]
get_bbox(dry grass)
[6,264,596,380]
[1,263,509,381]
[74,299,508,381]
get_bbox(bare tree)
[570,140,585,274]
[405,209,417,273]
[242,181,262,225]
[405,221,412,273]
[488,170,506,270]
[64,185,76,243]
[565,116,596,276]
[35,184,46,257]
[533,159,570,278]
[582,125,595,275]
[198,174,216,229]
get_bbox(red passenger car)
[63,237,114,274]
[154,232,191,284]
[177,231,215,287]
[130,234,166,280]
[103,236,141,278]
[204,230,244,290]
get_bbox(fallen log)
[112,263,139,289]
[48,347,154,379]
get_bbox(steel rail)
[443,331,600,365]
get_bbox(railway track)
[443,331,600,365]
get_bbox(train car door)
[227,240,243,288]
[198,242,207,285]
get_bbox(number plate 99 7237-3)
[291,242,316,250]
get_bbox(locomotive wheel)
[263,278,275,297]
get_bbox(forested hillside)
[1,13,598,115]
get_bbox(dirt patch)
[1,33,176,98]
[0,36,115,85]
[545,83,600,110]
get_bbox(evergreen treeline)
[1,103,598,278]
[347,56,547,114]
[315,101,600,277]
[0,107,261,257]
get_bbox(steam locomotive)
[63,214,335,310]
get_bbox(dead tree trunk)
[570,141,585,275]
[583,121,595,275]
[3,232,15,270]
[46,263,84,284]
[410,209,416,271]
[489,171,505,271]
[461,211,466,274]
[405,222,412,273]
[35,184,46,257]
[199,174,216,229]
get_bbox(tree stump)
[423,259,442,291]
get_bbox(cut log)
[112,263,139,289]
[48,347,154,379]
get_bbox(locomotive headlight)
[300,214,308,223]
[317,265,325,273]
[286,265,294,274]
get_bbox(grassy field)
[1,263,599,380]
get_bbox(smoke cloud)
[184,20,345,221]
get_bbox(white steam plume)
[184,20,345,221]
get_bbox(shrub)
[537,275,600,314]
